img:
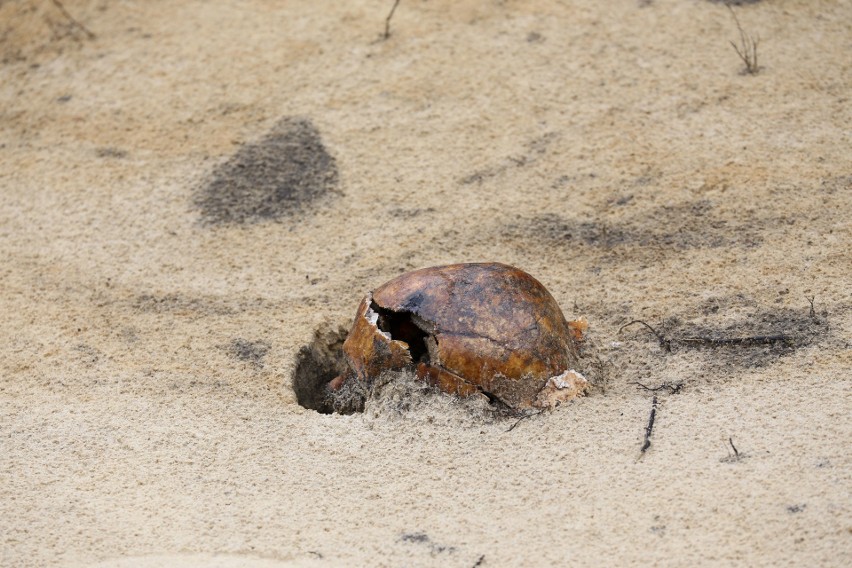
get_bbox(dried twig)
[50,0,95,40]
[729,437,739,458]
[383,0,402,40]
[677,334,790,347]
[727,4,759,74]
[506,410,541,432]
[620,318,793,351]
[619,320,671,351]
[720,436,746,463]
[632,381,683,395]
[806,296,816,319]
[640,395,658,453]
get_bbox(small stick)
[622,318,792,352]
[727,4,759,75]
[640,395,658,453]
[383,0,402,40]
[506,410,541,432]
[50,0,95,39]
[619,320,671,352]
[472,555,485,567]
[806,296,816,319]
[677,334,789,346]
[729,437,739,459]
[631,381,683,395]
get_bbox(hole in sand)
[292,326,348,414]
[291,310,432,415]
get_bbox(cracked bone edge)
[363,294,392,340]
[533,369,589,409]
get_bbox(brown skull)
[332,263,588,409]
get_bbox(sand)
[1,0,850,566]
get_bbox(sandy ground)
[1,0,851,566]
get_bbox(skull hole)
[370,301,432,364]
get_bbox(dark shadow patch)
[676,306,828,369]
[510,199,762,251]
[622,300,830,369]
[579,296,840,402]
[530,213,632,248]
[225,338,270,369]
[196,117,339,225]
[292,325,349,414]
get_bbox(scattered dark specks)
[551,172,597,189]
[400,532,457,555]
[401,533,430,544]
[461,132,557,185]
[707,0,763,5]
[388,206,436,218]
[133,293,237,316]
[225,338,271,368]
[73,344,101,367]
[787,504,806,514]
[95,147,128,158]
[195,117,339,225]
[634,174,654,186]
[118,327,139,343]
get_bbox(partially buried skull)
[329,262,588,410]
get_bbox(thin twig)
[677,334,789,347]
[640,395,658,453]
[632,381,683,395]
[619,320,671,351]
[806,296,816,319]
[506,410,541,432]
[622,318,793,352]
[50,0,95,40]
[383,0,402,40]
[727,4,759,74]
[729,437,739,458]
